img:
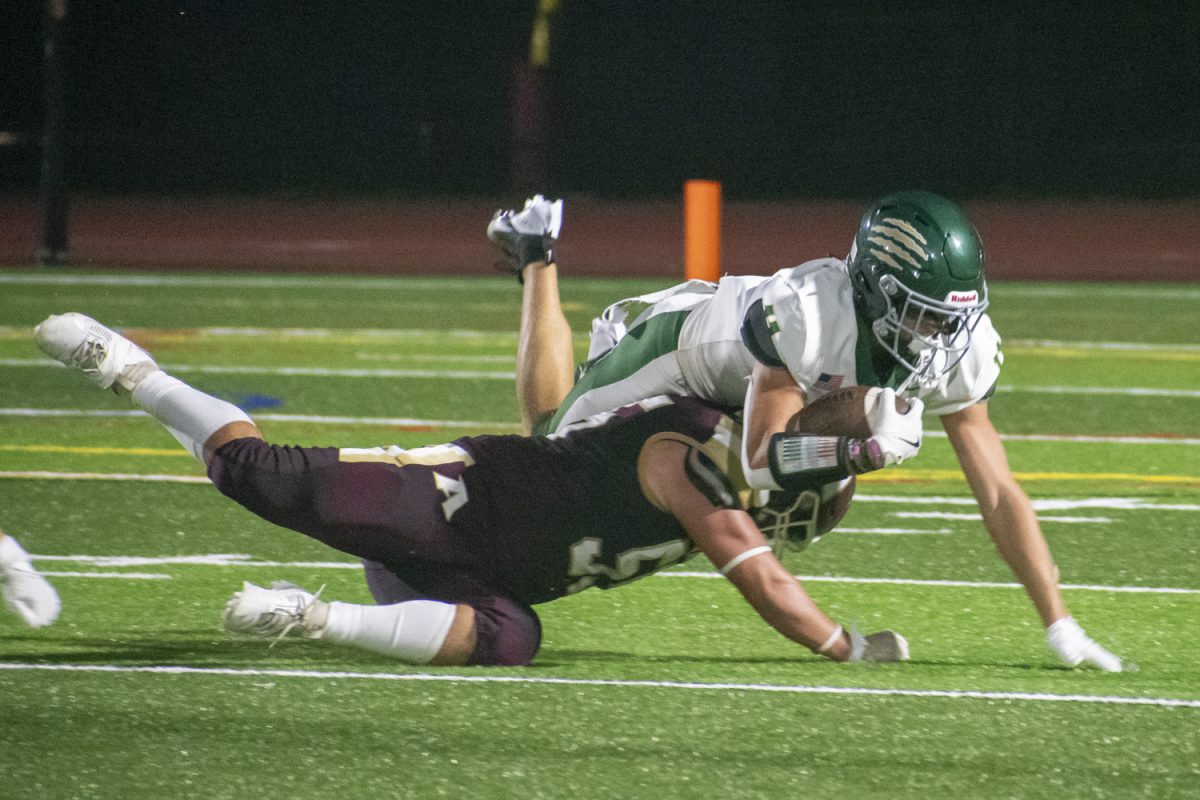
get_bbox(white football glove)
[0,535,61,628]
[1046,616,1123,672]
[869,388,924,467]
[848,625,910,662]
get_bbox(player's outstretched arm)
[941,402,1123,672]
[743,370,925,493]
[641,439,907,662]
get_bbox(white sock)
[130,370,253,462]
[319,600,458,664]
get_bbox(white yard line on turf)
[8,325,1198,352]
[26,554,1200,595]
[858,495,1200,512]
[1007,338,1200,353]
[9,353,1200,396]
[0,471,211,483]
[0,408,517,430]
[0,358,516,380]
[5,356,1200,396]
[40,571,171,580]
[1001,385,1200,399]
[835,528,954,535]
[0,275,514,291]
[0,662,1195,708]
[892,512,1112,524]
[32,554,361,568]
[0,407,1196,444]
[661,573,1200,594]
[4,272,1198,300]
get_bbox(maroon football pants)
[208,438,541,665]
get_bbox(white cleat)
[487,194,563,277]
[222,581,327,644]
[487,194,564,249]
[34,312,157,394]
[0,535,61,628]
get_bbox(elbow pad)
[767,433,884,492]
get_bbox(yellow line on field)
[0,444,187,457]
[1005,345,1200,362]
[862,469,1200,485]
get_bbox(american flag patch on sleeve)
[809,373,844,398]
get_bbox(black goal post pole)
[37,0,69,267]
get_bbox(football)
[781,384,911,537]
[816,476,855,535]
[787,385,910,439]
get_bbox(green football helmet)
[848,191,989,388]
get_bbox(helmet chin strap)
[871,316,938,394]
[896,369,918,394]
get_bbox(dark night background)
[2,1,1199,200]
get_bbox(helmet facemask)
[871,272,989,389]
[754,490,822,555]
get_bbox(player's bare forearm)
[641,439,849,658]
[723,554,851,659]
[743,363,806,472]
[978,484,1067,625]
[943,403,1067,625]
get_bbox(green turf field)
[1,270,1197,799]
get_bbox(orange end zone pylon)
[684,179,721,282]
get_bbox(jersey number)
[565,537,691,594]
[433,473,468,521]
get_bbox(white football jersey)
[676,258,1002,416]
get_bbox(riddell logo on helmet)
[945,291,979,306]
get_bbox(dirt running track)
[1,193,1198,281]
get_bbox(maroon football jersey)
[451,395,749,604]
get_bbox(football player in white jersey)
[489,191,1123,672]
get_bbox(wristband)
[719,545,772,576]
[816,624,844,654]
[767,433,884,491]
